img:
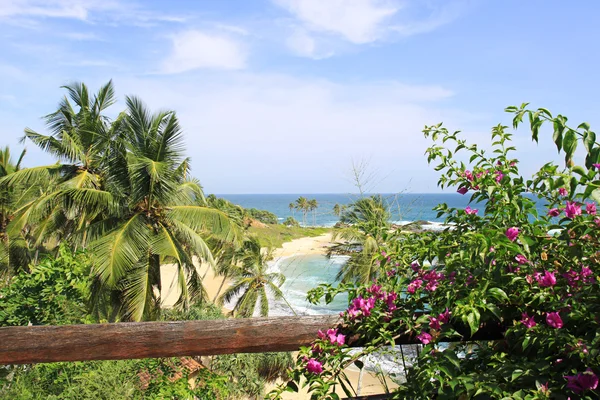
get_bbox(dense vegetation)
[0,81,325,398]
[272,105,600,399]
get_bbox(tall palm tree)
[218,237,293,317]
[288,202,295,219]
[331,195,391,284]
[3,81,122,248]
[295,196,308,227]
[308,199,318,226]
[84,96,239,321]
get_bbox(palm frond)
[90,214,150,286]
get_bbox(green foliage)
[248,224,329,249]
[3,82,241,321]
[282,216,300,227]
[330,195,391,284]
[218,237,289,317]
[245,207,279,224]
[274,106,600,399]
[0,245,92,326]
[211,352,294,399]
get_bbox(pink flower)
[317,330,326,340]
[538,271,557,287]
[495,171,504,183]
[306,358,323,374]
[515,254,529,264]
[565,369,598,393]
[417,332,432,345]
[429,317,441,330]
[521,312,536,329]
[586,203,597,215]
[548,208,561,217]
[506,227,520,241]
[464,170,474,181]
[593,163,600,169]
[410,261,420,272]
[465,206,478,215]
[407,279,423,294]
[559,187,568,196]
[367,284,384,299]
[595,218,600,227]
[385,291,398,312]
[457,186,468,195]
[438,308,451,324]
[565,201,582,218]
[546,312,563,329]
[425,281,438,292]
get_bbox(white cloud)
[162,31,247,74]
[274,0,398,44]
[272,0,465,57]
[0,0,186,25]
[286,29,334,59]
[116,73,471,193]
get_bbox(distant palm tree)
[331,195,391,284]
[308,199,318,226]
[219,237,294,317]
[295,196,309,226]
[333,203,341,217]
[288,202,295,219]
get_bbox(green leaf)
[583,130,596,152]
[488,287,508,302]
[563,129,577,164]
[511,369,524,382]
[466,309,480,336]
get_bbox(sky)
[1,0,600,194]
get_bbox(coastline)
[161,231,394,397]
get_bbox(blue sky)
[1,0,599,194]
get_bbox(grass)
[247,224,331,248]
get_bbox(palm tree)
[0,147,35,276]
[3,81,122,249]
[333,203,341,217]
[6,82,239,321]
[308,199,318,226]
[295,197,308,226]
[331,195,391,284]
[288,202,295,219]
[84,96,239,321]
[218,237,293,317]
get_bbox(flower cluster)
[344,284,398,320]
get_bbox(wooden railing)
[0,315,504,365]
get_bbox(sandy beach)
[161,231,392,398]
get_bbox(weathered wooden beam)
[0,315,340,365]
[0,316,507,365]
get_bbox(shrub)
[283,217,300,227]
[271,105,600,399]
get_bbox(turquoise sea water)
[268,254,349,316]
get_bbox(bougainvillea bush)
[270,105,600,400]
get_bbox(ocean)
[218,193,549,317]
[218,193,478,227]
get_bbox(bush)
[272,105,600,399]
[0,245,92,327]
[246,208,279,225]
[282,217,300,227]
